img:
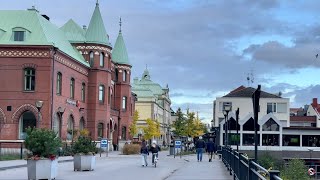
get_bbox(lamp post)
[252,85,261,162]
[35,100,44,128]
[223,103,232,147]
[235,108,239,152]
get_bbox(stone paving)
[0,151,232,180]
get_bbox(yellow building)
[132,68,171,145]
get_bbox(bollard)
[269,170,280,180]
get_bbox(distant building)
[0,2,135,149]
[213,86,320,159]
[132,68,171,144]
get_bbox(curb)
[0,159,73,171]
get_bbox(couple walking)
[140,139,160,167]
[195,136,216,162]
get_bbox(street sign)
[101,138,108,148]
[175,140,181,148]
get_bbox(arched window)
[115,69,119,82]
[56,72,62,95]
[123,70,127,82]
[81,83,85,102]
[19,111,37,139]
[89,51,94,67]
[99,85,105,103]
[100,52,104,67]
[24,68,35,91]
[67,115,74,140]
[70,78,75,99]
[54,113,62,137]
[98,123,104,140]
[79,117,85,130]
[122,96,127,110]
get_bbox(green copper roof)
[112,31,130,65]
[85,2,110,46]
[60,19,86,43]
[0,9,89,67]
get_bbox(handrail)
[251,161,269,173]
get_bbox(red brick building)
[0,2,135,146]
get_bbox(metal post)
[37,110,40,128]
[224,114,227,147]
[252,85,261,162]
[236,108,239,152]
[20,142,23,159]
[269,170,280,180]
[0,142,1,161]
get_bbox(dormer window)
[14,31,25,41]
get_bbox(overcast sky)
[3,0,320,123]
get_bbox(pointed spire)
[85,2,110,46]
[112,17,130,65]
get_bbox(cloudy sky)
[3,0,320,123]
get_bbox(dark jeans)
[196,148,203,161]
[152,153,158,163]
[208,151,213,160]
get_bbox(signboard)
[101,139,108,148]
[175,140,182,148]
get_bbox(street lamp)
[223,103,232,147]
[235,108,240,152]
[35,100,44,128]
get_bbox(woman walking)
[140,140,149,167]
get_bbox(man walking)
[195,136,206,162]
[206,138,216,162]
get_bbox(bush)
[281,159,309,180]
[25,128,61,160]
[122,144,140,155]
[258,152,283,170]
[72,136,97,155]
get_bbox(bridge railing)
[221,146,282,180]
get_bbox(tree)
[185,111,195,137]
[142,118,161,140]
[129,110,139,137]
[172,108,186,137]
[281,159,309,180]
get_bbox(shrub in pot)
[25,128,61,180]
[72,130,97,171]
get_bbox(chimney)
[41,14,50,21]
[312,98,318,107]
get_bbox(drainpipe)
[51,47,58,130]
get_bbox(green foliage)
[25,128,62,159]
[122,144,140,155]
[172,108,186,136]
[129,110,139,137]
[142,118,161,140]
[258,152,283,170]
[281,159,309,180]
[72,136,97,155]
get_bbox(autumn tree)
[142,118,161,140]
[172,108,186,136]
[129,110,139,137]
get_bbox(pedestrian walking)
[195,136,206,162]
[206,138,216,162]
[140,140,149,167]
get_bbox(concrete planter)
[27,159,58,180]
[73,154,95,171]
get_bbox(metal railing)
[221,146,282,180]
[0,140,25,160]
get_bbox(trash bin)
[169,145,175,155]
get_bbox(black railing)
[0,140,24,160]
[221,146,282,180]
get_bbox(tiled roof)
[60,19,86,43]
[223,86,281,98]
[112,31,130,65]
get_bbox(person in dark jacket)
[195,136,206,162]
[149,140,161,164]
[140,140,149,167]
[206,138,216,162]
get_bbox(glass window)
[242,134,260,146]
[89,51,94,67]
[228,133,240,145]
[123,70,126,82]
[24,68,35,91]
[228,118,240,130]
[262,119,279,131]
[67,115,74,140]
[302,135,320,147]
[122,96,127,110]
[14,31,25,41]
[99,85,104,103]
[115,69,119,82]
[19,111,36,139]
[79,118,85,130]
[277,103,287,113]
[70,78,75,99]
[243,118,259,131]
[100,52,104,67]
[56,72,62,95]
[283,135,300,146]
[122,126,127,140]
[98,123,103,140]
[262,134,279,146]
[108,87,111,104]
[81,83,85,102]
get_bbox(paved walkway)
[0,151,232,180]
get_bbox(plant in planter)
[72,130,97,171]
[25,127,62,180]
